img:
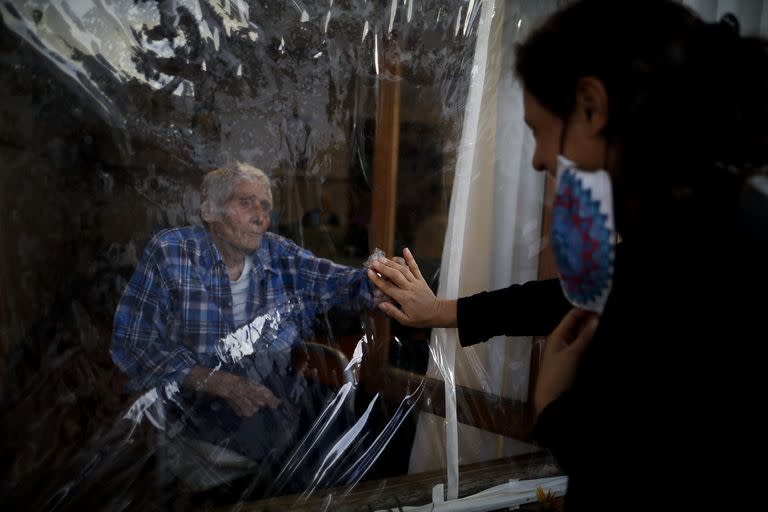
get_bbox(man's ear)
[574,77,609,136]
[201,199,214,223]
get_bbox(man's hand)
[367,248,457,328]
[216,373,282,417]
[365,249,406,307]
[534,308,599,418]
[183,367,282,417]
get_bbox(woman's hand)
[367,248,457,328]
[534,308,599,418]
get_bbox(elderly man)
[111,162,377,490]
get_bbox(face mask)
[551,155,616,314]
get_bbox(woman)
[369,1,768,509]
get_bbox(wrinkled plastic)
[1,1,572,511]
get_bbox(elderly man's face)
[209,179,271,255]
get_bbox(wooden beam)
[537,175,558,280]
[235,451,559,512]
[368,34,401,257]
[0,186,5,394]
[364,32,402,381]
[0,141,13,397]
[369,367,535,441]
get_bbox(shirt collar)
[197,225,225,269]
[252,234,277,274]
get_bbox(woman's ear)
[575,77,609,136]
[201,199,214,223]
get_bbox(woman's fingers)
[376,256,417,282]
[403,248,424,281]
[545,308,599,357]
[367,269,406,302]
[371,259,412,287]
[569,315,599,354]
[366,251,434,329]
[378,301,411,325]
[548,308,593,341]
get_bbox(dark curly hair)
[516,0,768,204]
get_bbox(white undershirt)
[230,256,253,327]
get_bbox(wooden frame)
[359,31,558,443]
[238,451,559,512]
[364,30,402,382]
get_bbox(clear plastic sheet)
[2,1,567,511]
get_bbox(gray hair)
[201,162,273,219]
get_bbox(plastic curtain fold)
[408,0,557,496]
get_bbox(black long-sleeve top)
[451,176,767,511]
[457,278,570,346]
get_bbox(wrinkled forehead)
[228,178,272,205]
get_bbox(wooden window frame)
[361,34,559,444]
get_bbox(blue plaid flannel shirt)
[111,226,374,392]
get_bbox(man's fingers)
[250,384,282,409]
[235,398,259,416]
[265,393,282,408]
[246,394,278,411]
[403,248,424,281]
[246,394,266,410]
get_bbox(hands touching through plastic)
[534,308,599,418]
[368,250,598,422]
[366,248,456,328]
[364,248,407,307]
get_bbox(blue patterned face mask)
[551,155,616,314]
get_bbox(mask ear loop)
[558,118,568,156]
[602,139,622,245]
[558,110,584,166]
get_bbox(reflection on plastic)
[0,0,556,510]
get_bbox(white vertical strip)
[388,0,397,33]
[436,0,497,500]
[761,1,768,36]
